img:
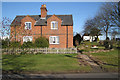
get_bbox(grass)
[78,41,105,52]
[2,53,91,74]
[78,41,118,72]
[89,49,119,72]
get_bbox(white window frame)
[25,22,32,30]
[51,21,58,30]
[23,36,33,42]
[49,36,59,44]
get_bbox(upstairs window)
[49,36,59,44]
[25,22,31,30]
[51,21,58,29]
[23,36,33,42]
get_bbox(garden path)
[77,52,104,72]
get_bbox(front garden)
[2,54,91,74]
[2,36,119,73]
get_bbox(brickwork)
[10,5,73,48]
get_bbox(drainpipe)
[66,25,68,48]
[15,25,16,41]
[41,25,42,37]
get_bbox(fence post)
[64,48,65,54]
[57,49,58,54]
[76,48,77,53]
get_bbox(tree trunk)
[96,35,98,42]
[106,31,108,40]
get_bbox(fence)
[2,48,77,54]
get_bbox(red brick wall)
[41,5,47,18]
[10,15,73,48]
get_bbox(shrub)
[73,33,82,47]
[2,40,8,48]
[34,37,49,48]
[10,41,21,48]
[104,39,113,50]
[21,41,34,48]
[1,38,10,48]
[104,40,109,49]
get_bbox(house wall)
[83,36,98,42]
[83,36,91,41]
[10,15,73,48]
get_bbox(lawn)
[88,49,119,72]
[78,41,119,72]
[2,53,91,74]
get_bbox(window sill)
[25,29,32,30]
[51,28,58,30]
[49,43,59,45]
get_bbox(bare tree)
[0,17,32,48]
[111,30,118,39]
[1,17,11,39]
[83,18,102,41]
[109,2,119,27]
[96,2,119,40]
[83,18,95,34]
[0,17,12,46]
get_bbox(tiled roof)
[11,15,73,26]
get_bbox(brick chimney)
[40,4,47,19]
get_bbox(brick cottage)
[10,4,73,48]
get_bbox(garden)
[2,53,91,74]
[1,34,119,74]
[75,37,119,72]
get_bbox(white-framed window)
[23,36,33,42]
[25,22,31,30]
[51,21,58,29]
[49,36,59,44]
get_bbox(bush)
[1,38,10,48]
[104,40,113,50]
[34,37,49,48]
[73,33,82,47]
[21,41,34,48]
[104,40,109,49]
[2,40,8,48]
[10,41,21,48]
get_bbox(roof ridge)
[16,15,40,16]
[56,14,72,16]
[47,14,72,16]
[16,14,72,16]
